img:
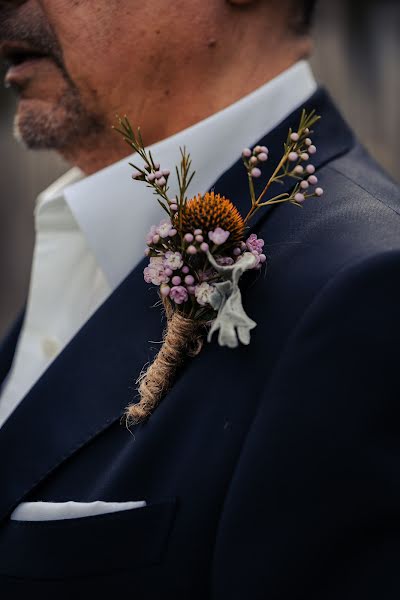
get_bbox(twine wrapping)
[126,304,207,425]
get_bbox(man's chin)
[13,94,104,151]
[14,98,67,149]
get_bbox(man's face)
[0,0,222,153]
[0,0,112,149]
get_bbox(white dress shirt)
[0,61,317,428]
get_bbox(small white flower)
[158,220,173,239]
[164,251,183,271]
[195,282,215,307]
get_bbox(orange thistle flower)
[179,191,245,246]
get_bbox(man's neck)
[62,46,311,175]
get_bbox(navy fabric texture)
[0,89,399,598]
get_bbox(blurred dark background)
[0,0,399,339]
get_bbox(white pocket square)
[10,500,147,522]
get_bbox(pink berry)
[290,132,299,142]
[300,180,309,190]
[289,152,298,162]
[160,285,170,297]
[305,138,312,146]
[233,247,241,256]
[242,148,252,158]
[165,268,173,277]
[195,235,204,243]
[251,168,262,178]
[258,152,268,162]
[295,193,305,203]
[187,286,196,295]
[172,276,181,286]
[259,254,267,263]
[169,229,177,236]
[184,275,195,285]
[147,173,156,182]
[157,177,167,186]
[250,156,258,166]
[194,229,202,236]
[308,175,318,185]
[152,234,160,244]
[260,146,268,153]
[294,165,304,174]
[200,242,209,252]
[308,145,317,154]
[170,203,178,212]
[187,245,197,255]
[254,145,262,154]
[306,165,316,174]
[182,266,189,274]
[162,168,170,176]
[301,153,309,161]
[315,187,324,196]
[184,233,194,243]
[154,170,162,179]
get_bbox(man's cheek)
[38,0,110,31]
[38,4,107,64]
[36,0,87,46]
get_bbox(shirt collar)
[39,60,317,290]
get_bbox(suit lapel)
[0,263,163,522]
[0,312,24,388]
[0,87,354,522]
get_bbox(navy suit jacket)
[0,89,400,598]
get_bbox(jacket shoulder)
[252,144,400,357]
[325,143,400,217]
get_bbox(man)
[0,0,399,597]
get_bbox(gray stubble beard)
[14,76,106,151]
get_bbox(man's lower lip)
[5,57,47,84]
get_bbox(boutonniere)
[114,110,323,424]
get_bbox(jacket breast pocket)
[0,499,177,580]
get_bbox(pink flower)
[146,225,158,245]
[208,227,230,245]
[164,251,183,271]
[143,268,152,284]
[246,233,265,255]
[250,251,267,270]
[143,257,169,286]
[170,285,189,304]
